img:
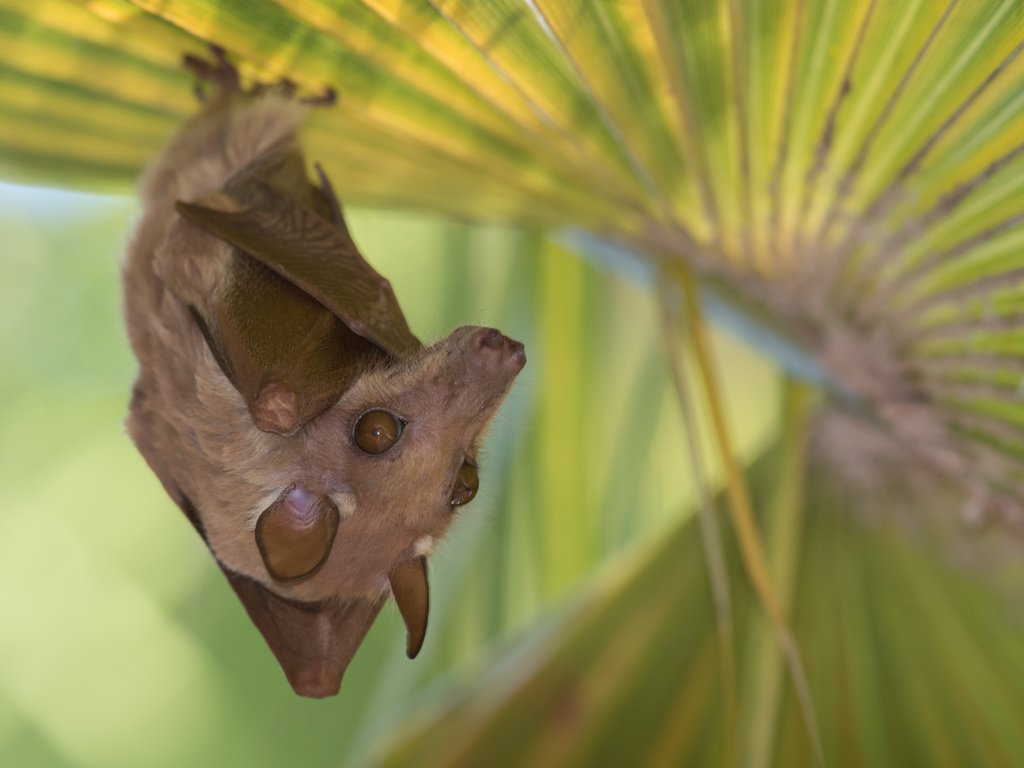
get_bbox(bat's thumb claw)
[252,382,300,435]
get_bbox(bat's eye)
[450,460,479,507]
[354,408,404,454]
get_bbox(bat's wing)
[223,568,386,698]
[176,147,421,434]
[176,494,384,697]
[188,249,386,434]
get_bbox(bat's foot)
[184,44,336,106]
[299,85,337,107]
[184,44,240,102]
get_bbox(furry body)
[123,89,524,695]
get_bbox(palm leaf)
[1,1,1022,766]
[361,428,1024,767]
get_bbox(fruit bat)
[122,51,526,698]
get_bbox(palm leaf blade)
[1,1,1022,765]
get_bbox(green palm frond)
[1,1,1022,766]
[363,434,1024,767]
[3,1,1022,502]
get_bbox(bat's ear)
[222,567,385,698]
[388,556,429,659]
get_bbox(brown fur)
[123,96,524,609]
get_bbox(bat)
[121,50,526,698]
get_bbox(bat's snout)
[471,327,526,372]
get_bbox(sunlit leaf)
[1,1,1022,766]
[364,443,1024,768]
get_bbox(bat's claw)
[184,43,337,107]
[301,86,337,107]
[184,44,240,102]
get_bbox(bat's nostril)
[474,327,503,350]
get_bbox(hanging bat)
[122,50,526,697]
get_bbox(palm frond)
[363,436,1024,767]
[1,1,1023,766]
[2,1,1021,510]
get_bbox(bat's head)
[293,324,526,596]
[207,323,525,697]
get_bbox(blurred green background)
[0,180,779,766]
